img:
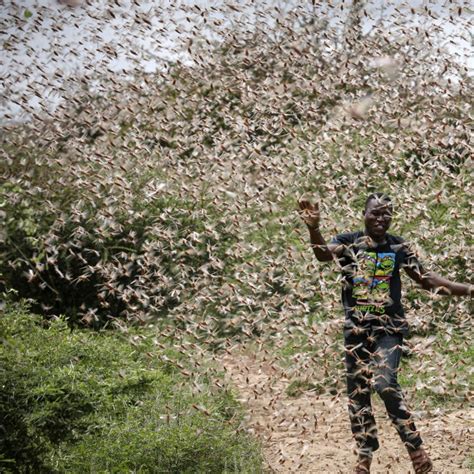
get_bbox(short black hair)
[364,192,391,212]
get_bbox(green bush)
[0,151,238,327]
[0,300,262,473]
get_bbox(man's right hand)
[298,199,337,261]
[298,199,320,230]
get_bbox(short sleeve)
[330,231,358,246]
[329,231,363,261]
[396,237,425,273]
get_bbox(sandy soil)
[220,348,473,474]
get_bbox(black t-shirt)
[330,231,423,336]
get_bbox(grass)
[398,331,473,409]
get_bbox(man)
[298,193,472,474]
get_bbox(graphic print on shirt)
[352,252,395,306]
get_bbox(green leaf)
[24,9,33,19]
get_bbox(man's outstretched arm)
[298,200,342,262]
[405,266,473,296]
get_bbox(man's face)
[364,199,392,239]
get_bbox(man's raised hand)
[298,199,321,230]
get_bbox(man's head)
[363,193,392,241]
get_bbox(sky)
[1,0,472,123]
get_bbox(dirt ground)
[220,348,473,474]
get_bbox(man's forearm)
[307,226,334,261]
[422,272,473,296]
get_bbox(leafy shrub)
[1,148,238,327]
[0,300,262,472]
